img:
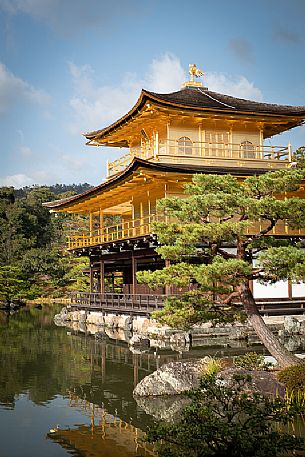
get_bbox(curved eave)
[43,158,152,211]
[43,157,284,212]
[84,90,150,146]
[84,88,305,145]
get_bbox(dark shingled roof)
[43,157,278,210]
[84,86,305,141]
[146,87,305,115]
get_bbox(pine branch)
[217,247,237,259]
[215,291,240,305]
[246,219,277,245]
[220,214,235,222]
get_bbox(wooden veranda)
[70,291,165,315]
[69,292,305,317]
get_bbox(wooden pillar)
[89,211,93,243]
[132,197,135,238]
[288,142,292,163]
[111,273,115,293]
[132,256,137,295]
[154,131,159,158]
[99,210,104,243]
[100,260,105,294]
[90,263,94,293]
[140,201,143,235]
[288,279,293,299]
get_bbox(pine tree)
[138,169,305,368]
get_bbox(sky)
[1,0,305,188]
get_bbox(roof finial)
[182,63,207,89]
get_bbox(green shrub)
[147,373,304,457]
[202,356,223,376]
[234,352,272,371]
[278,363,305,394]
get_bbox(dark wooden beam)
[90,264,94,293]
[100,260,105,294]
[132,256,137,295]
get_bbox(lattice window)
[205,131,230,157]
[177,136,193,155]
[241,140,255,159]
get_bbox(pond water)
[0,305,304,457]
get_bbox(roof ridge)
[197,87,236,109]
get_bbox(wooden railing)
[70,291,165,314]
[69,292,305,316]
[68,214,157,249]
[159,140,290,161]
[107,140,291,176]
[67,214,305,250]
[107,145,154,177]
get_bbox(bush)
[234,352,272,371]
[146,373,304,457]
[202,356,223,376]
[278,363,305,394]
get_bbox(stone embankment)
[54,307,305,352]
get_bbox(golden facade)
[45,67,305,296]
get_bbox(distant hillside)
[14,183,93,199]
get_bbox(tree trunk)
[237,282,300,368]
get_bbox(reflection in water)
[0,306,174,456]
[1,306,305,456]
[48,394,155,457]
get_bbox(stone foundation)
[54,307,305,351]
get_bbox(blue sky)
[1,0,305,187]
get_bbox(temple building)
[45,65,305,300]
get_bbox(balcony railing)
[67,213,305,250]
[67,214,157,250]
[107,140,291,177]
[107,144,154,177]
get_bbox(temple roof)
[144,87,305,115]
[84,86,305,144]
[43,157,280,211]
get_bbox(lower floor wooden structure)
[70,291,165,315]
[69,291,305,317]
[75,233,304,305]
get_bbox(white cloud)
[0,169,59,188]
[0,173,34,187]
[68,54,263,134]
[0,62,51,114]
[146,54,186,93]
[68,53,186,134]
[206,73,263,101]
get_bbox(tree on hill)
[14,182,93,199]
[138,169,305,368]
[0,186,56,264]
[0,184,90,299]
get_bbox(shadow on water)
[0,305,305,456]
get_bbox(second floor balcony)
[107,139,291,177]
[67,213,305,251]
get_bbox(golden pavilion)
[45,64,305,300]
